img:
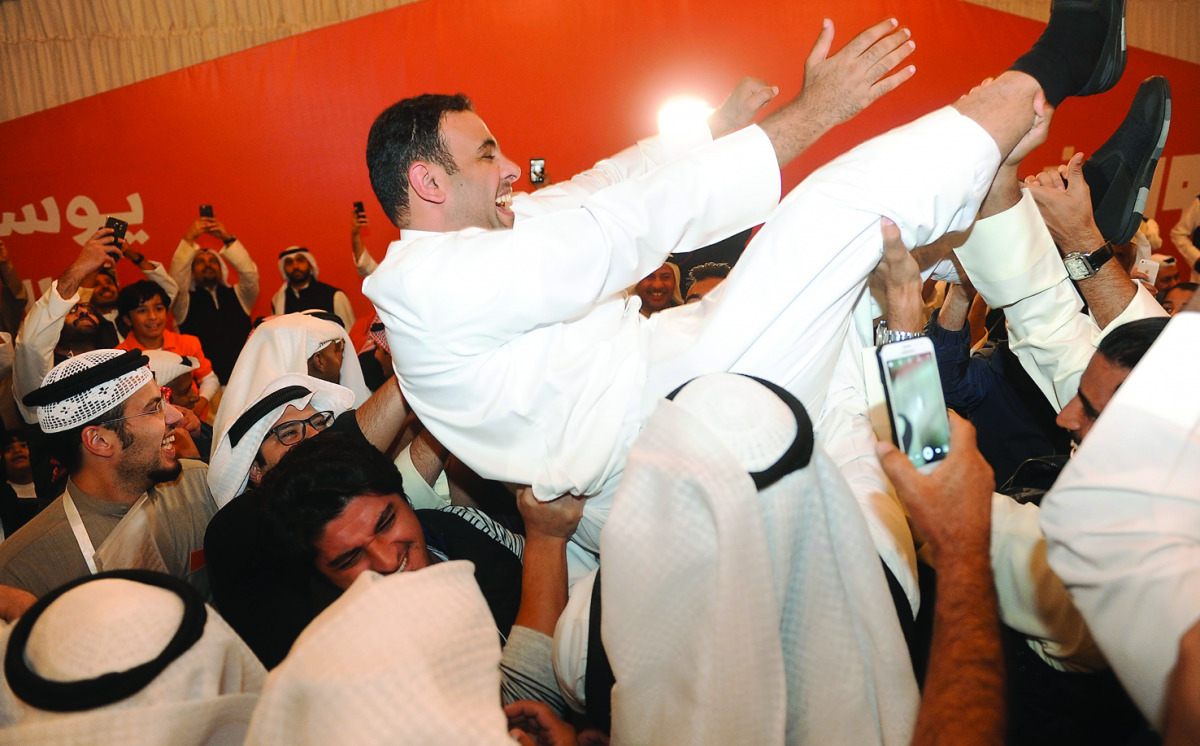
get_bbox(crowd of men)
[0,1,1198,743]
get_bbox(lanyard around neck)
[62,493,98,575]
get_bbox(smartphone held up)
[877,337,951,472]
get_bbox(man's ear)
[120,313,131,328]
[81,425,117,459]
[409,162,446,205]
[248,460,263,485]
[307,351,326,376]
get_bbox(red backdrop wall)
[3,0,1198,324]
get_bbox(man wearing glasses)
[204,373,427,666]
[0,349,216,600]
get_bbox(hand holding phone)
[1135,258,1160,286]
[104,216,128,249]
[877,337,951,472]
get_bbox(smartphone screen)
[878,338,951,471]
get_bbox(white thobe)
[366,107,1000,556]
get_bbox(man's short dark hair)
[116,280,170,319]
[259,432,409,560]
[686,262,732,290]
[43,400,134,475]
[1095,316,1170,370]
[366,94,473,228]
[1159,281,1199,303]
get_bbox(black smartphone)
[353,201,365,216]
[199,205,214,218]
[104,216,128,247]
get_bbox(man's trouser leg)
[642,106,1001,418]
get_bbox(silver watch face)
[1065,254,1093,279]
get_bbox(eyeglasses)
[266,411,334,447]
[100,387,172,424]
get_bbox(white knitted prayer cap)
[26,349,152,433]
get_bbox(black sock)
[1009,6,1107,106]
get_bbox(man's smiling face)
[435,110,521,231]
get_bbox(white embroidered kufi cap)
[22,349,152,433]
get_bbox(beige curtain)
[2,0,1195,123]
[0,0,425,122]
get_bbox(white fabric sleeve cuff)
[954,189,1066,308]
[394,443,450,510]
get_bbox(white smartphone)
[877,337,951,472]
[1135,257,1160,286]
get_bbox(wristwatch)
[1064,242,1114,281]
[875,319,926,346]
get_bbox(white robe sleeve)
[13,282,77,423]
[221,240,260,313]
[1170,196,1200,270]
[366,125,779,357]
[168,239,198,324]
[955,190,1166,411]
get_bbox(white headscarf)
[244,563,516,746]
[600,372,919,745]
[276,247,319,282]
[207,374,355,508]
[0,572,265,745]
[189,249,232,292]
[212,313,369,463]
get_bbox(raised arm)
[351,208,380,277]
[1025,153,1137,327]
[879,415,1005,746]
[209,218,260,311]
[13,232,121,422]
[759,17,915,167]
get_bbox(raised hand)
[799,17,917,130]
[877,412,994,561]
[760,17,916,166]
[1024,152,1103,254]
[516,487,585,541]
[708,76,779,138]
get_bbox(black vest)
[282,280,339,318]
[180,285,252,384]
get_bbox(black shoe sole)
[1083,76,1171,245]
